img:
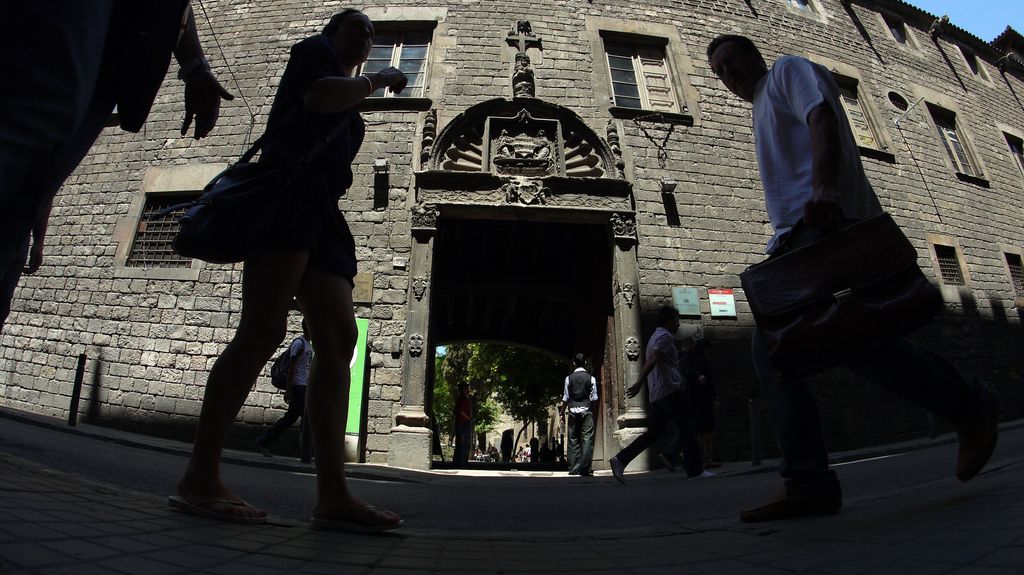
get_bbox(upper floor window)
[1006,133,1024,179]
[960,47,991,81]
[928,106,980,178]
[604,42,679,113]
[1005,252,1024,297]
[835,78,881,150]
[789,0,811,11]
[359,30,431,98]
[882,13,911,45]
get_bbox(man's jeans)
[614,390,704,477]
[257,386,306,448]
[752,223,984,485]
[567,411,595,474]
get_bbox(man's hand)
[626,381,643,399]
[181,70,234,139]
[370,67,408,95]
[802,197,844,232]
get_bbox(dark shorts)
[261,171,357,286]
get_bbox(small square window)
[959,47,990,81]
[1006,253,1024,297]
[933,244,966,286]
[881,13,911,46]
[1004,133,1024,178]
[790,0,811,11]
[359,31,431,98]
[604,42,679,113]
[126,193,198,269]
[928,106,979,178]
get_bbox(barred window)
[605,43,678,112]
[930,107,979,178]
[359,31,431,98]
[934,244,965,286]
[125,193,197,268]
[1006,253,1024,296]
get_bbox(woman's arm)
[304,67,407,114]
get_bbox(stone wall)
[1,0,1021,463]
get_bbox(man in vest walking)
[560,354,598,476]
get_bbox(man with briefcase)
[707,34,999,523]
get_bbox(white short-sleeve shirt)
[646,327,683,403]
[752,56,882,253]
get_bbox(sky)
[903,0,1022,42]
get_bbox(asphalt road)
[0,416,1019,537]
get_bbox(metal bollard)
[68,354,86,427]
[300,412,313,463]
[748,397,762,466]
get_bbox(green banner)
[346,317,369,435]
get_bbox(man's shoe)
[704,460,722,469]
[657,453,677,473]
[256,441,273,458]
[740,480,842,523]
[956,390,1000,482]
[610,456,626,484]
[689,470,716,479]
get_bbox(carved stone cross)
[506,21,542,98]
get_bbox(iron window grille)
[125,193,197,269]
[358,31,430,98]
[1006,253,1024,296]
[604,43,678,113]
[934,244,965,286]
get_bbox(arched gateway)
[388,97,651,470]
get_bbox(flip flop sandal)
[167,495,267,525]
[310,504,403,533]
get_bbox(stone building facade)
[2,0,1022,469]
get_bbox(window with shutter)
[605,43,678,112]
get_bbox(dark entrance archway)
[429,217,615,470]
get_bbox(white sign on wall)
[708,288,736,318]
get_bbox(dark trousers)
[752,224,984,486]
[257,385,306,448]
[454,421,473,466]
[567,411,595,474]
[614,390,704,477]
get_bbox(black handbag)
[739,212,944,378]
[169,110,354,264]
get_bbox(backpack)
[270,337,304,390]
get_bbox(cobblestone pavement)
[0,444,1022,574]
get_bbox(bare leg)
[297,267,400,528]
[176,249,309,519]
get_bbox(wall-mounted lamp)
[373,158,390,175]
[661,179,678,193]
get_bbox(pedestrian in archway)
[454,382,473,467]
[559,353,598,476]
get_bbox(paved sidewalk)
[1,446,1022,573]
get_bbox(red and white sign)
[708,288,736,317]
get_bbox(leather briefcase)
[740,212,944,378]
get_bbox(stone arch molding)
[429,98,618,178]
[417,98,631,212]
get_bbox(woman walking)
[170,9,407,532]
